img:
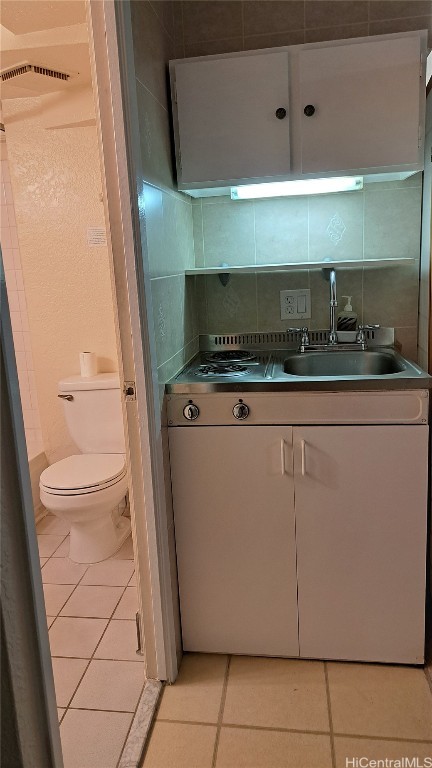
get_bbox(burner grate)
[194,364,249,378]
[205,350,257,363]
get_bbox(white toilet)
[40,373,130,564]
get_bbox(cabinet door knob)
[275,107,287,120]
[304,104,316,117]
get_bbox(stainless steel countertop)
[166,348,432,394]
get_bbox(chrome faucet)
[328,268,338,345]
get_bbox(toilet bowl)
[40,372,130,563]
[40,453,130,563]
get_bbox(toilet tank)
[58,373,125,454]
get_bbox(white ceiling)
[0,0,90,98]
[1,1,85,35]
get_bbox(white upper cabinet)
[170,31,427,194]
[298,36,423,174]
[173,51,291,185]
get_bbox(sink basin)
[283,350,406,377]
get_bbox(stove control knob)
[183,402,200,421]
[233,401,250,420]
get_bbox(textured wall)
[1,146,43,459]
[193,174,422,360]
[3,96,118,463]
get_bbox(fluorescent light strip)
[231,177,363,200]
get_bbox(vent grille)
[200,328,393,351]
[1,64,69,82]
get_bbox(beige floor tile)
[60,709,132,768]
[42,558,88,585]
[37,515,70,535]
[335,737,432,768]
[52,536,70,557]
[143,722,217,768]
[113,586,139,619]
[81,560,134,587]
[47,616,56,629]
[71,659,145,712]
[40,557,48,566]
[223,657,329,732]
[158,653,227,724]
[128,572,137,587]
[94,619,140,661]
[52,657,88,707]
[43,584,75,616]
[60,586,124,618]
[38,534,67,557]
[58,708,65,721]
[110,535,134,560]
[328,662,432,740]
[49,617,108,658]
[216,727,333,768]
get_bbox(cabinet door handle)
[300,439,307,476]
[280,438,286,476]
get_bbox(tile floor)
[37,514,144,768]
[143,653,432,768]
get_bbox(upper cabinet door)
[299,36,422,174]
[173,52,291,185]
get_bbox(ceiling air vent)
[1,63,69,82]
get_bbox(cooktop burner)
[194,364,249,377]
[204,350,257,364]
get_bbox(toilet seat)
[40,454,126,496]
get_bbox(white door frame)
[87,0,179,682]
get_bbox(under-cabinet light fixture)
[231,177,363,200]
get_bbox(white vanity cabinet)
[169,407,428,663]
[170,30,426,192]
[169,426,299,657]
[294,425,428,664]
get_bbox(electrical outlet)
[280,289,311,321]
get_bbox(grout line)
[134,76,169,115]
[211,655,231,768]
[65,705,139,715]
[324,662,337,768]
[241,0,245,50]
[152,718,432,745]
[180,0,185,59]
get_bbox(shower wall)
[1,141,43,460]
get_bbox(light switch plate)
[280,289,311,320]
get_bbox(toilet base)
[69,514,131,564]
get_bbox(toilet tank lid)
[58,373,120,392]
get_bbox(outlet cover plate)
[280,289,311,320]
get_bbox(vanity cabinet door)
[293,425,428,664]
[299,36,422,174]
[169,426,299,657]
[172,51,291,187]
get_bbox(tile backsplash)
[193,174,422,361]
[192,175,422,267]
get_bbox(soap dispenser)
[337,296,358,331]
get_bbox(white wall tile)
[1,156,43,457]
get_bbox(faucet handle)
[287,326,310,348]
[356,324,380,344]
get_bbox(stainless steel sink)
[283,350,406,377]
